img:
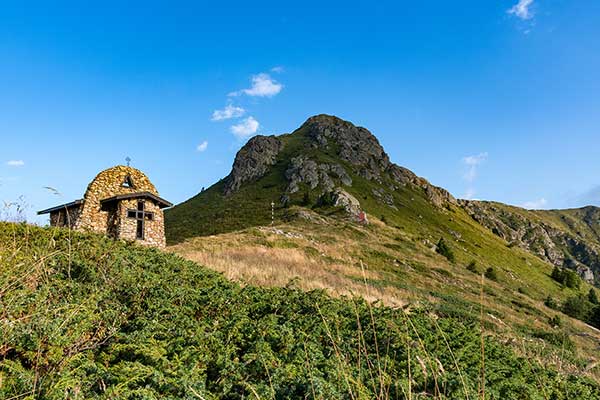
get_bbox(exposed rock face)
[224,135,283,195]
[333,189,363,219]
[285,156,320,193]
[461,200,600,283]
[301,115,456,208]
[302,115,390,182]
[285,156,352,194]
[578,265,595,284]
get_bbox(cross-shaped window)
[126,201,154,240]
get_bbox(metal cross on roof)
[125,156,131,167]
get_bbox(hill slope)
[462,201,600,284]
[165,114,600,380]
[2,222,600,399]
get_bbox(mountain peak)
[299,114,391,175]
[167,114,456,240]
[220,114,456,209]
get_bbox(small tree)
[301,191,311,207]
[548,315,562,328]
[544,296,558,310]
[436,238,455,263]
[564,270,581,290]
[484,267,498,281]
[562,295,591,320]
[588,306,600,329]
[466,260,478,273]
[317,192,336,207]
[588,288,599,305]
[551,266,564,284]
[550,267,581,289]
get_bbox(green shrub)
[562,294,592,320]
[548,315,562,328]
[2,222,600,399]
[316,191,336,207]
[589,288,599,305]
[301,191,311,206]
[551,266,581,289]
[436,237,455,263]
[466,260,478,273]
[545,296,558,310]
[485,267,498,281]
[533,329,574,351]
[588,306,600,329]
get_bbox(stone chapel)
[38,165,172,248]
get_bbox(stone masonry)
[38,165,171,248]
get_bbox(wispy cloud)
[196,141,208,152]
[463,188,477,201]
[229,73,283,98]
[6,160,24,167]
[271,66,284,73]
[508,0,535,20]
[461,152,488,200]
[211,104,245,121]
[231,117,259,139]
[520,197,547,209]
[462,152,488,183]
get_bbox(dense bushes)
[2,222,600,399]
[551,266,581,289]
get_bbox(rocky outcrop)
[301,115,390,181]
[224,136,283,195]
[461,200,600,284]
[333,189,363,220]
[285,156,352,194]
[301,115,456,208]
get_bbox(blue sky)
[1,0,599,224]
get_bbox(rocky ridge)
[224,135,283,196]
[461,200,600,284]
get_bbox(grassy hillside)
[3,222,600,399]
[460,201,600,283]
[165,130,310,242]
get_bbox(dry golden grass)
[170,229,412,307]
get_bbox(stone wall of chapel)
[49,206,82,228]
[118,199,166,248]
[75,165,159,234]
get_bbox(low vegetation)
[3,222,600,399]
[551,266,582,289]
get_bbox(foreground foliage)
[1,223,599,399]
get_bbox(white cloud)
[271,66,284,73]
[196,141,208,152]
[520,198,547,209]
[463,188,477,200]
[462,152,488,183]
[6,160,24,167]
[211,104,245,121]
[508,0,535,20]
[229,73,283,98]
[231,117,259,139]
